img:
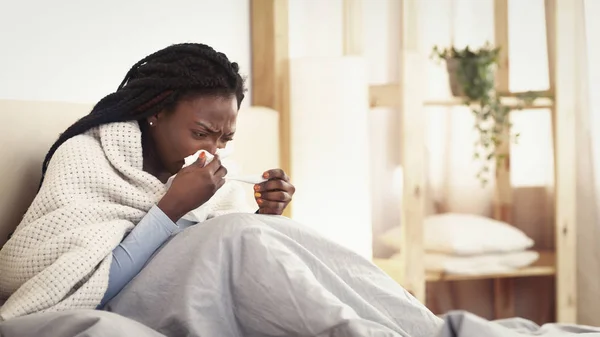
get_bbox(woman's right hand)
[157,152,227,222]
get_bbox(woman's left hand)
[254,169,295,215]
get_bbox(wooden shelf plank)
[369,83,399,108]
[553,0,580,323]
[492,0,515,319]
[342,0,363,55]
[424,97,554,109]
[374,250,556,284]
[426,250,555,282]
[369,84,554,109]
[396,0,427,303]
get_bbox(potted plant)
[431,43,500,99]
[431,43,534,186]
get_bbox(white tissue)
[183,150,211,167]
[171,148,266,186]
[183,148,232,168]
[166,147,266,223]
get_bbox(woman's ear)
[147,115,159,127]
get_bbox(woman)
[0,43,442,336]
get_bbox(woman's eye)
[193,132,208,138]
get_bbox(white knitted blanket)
[0,121,250,320]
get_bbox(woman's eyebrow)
[195,121,219,133]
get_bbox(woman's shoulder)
[42,121,149,193]
[57,128,102,151]
[46,130,106,174]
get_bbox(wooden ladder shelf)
[357,0,579,323]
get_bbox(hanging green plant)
[430,43,534,186]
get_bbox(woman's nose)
[205,145,218,155]
[197,141,218,156]
[204,139,226,155]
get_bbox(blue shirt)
[98,205,259,308]
[98,205,196,308]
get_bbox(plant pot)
[445,58,464,97]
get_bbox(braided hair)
[41,43,246,182]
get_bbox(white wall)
[0,0,250,104]
[288,0,343,58]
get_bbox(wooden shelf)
[369,84,554,109]
[423,97,554,109]
[374,250,555,284]
[369,83,400,108]
[426,250,555,282]
[360,0,578,323]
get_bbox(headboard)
[0,100,280,247]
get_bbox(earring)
[149,121,154,126]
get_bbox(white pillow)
[391,250,540,275]
[380,213,534,255]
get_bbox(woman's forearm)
[98,205,179,308]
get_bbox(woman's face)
[148,94,238,175]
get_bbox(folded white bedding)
[392,250,540,275]
[380,213,535,256]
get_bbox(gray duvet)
[3,309,600,337]
[1,214,599,337]
[0,310,166,337]
[439,311,600,336]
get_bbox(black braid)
[41,43,246,184]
